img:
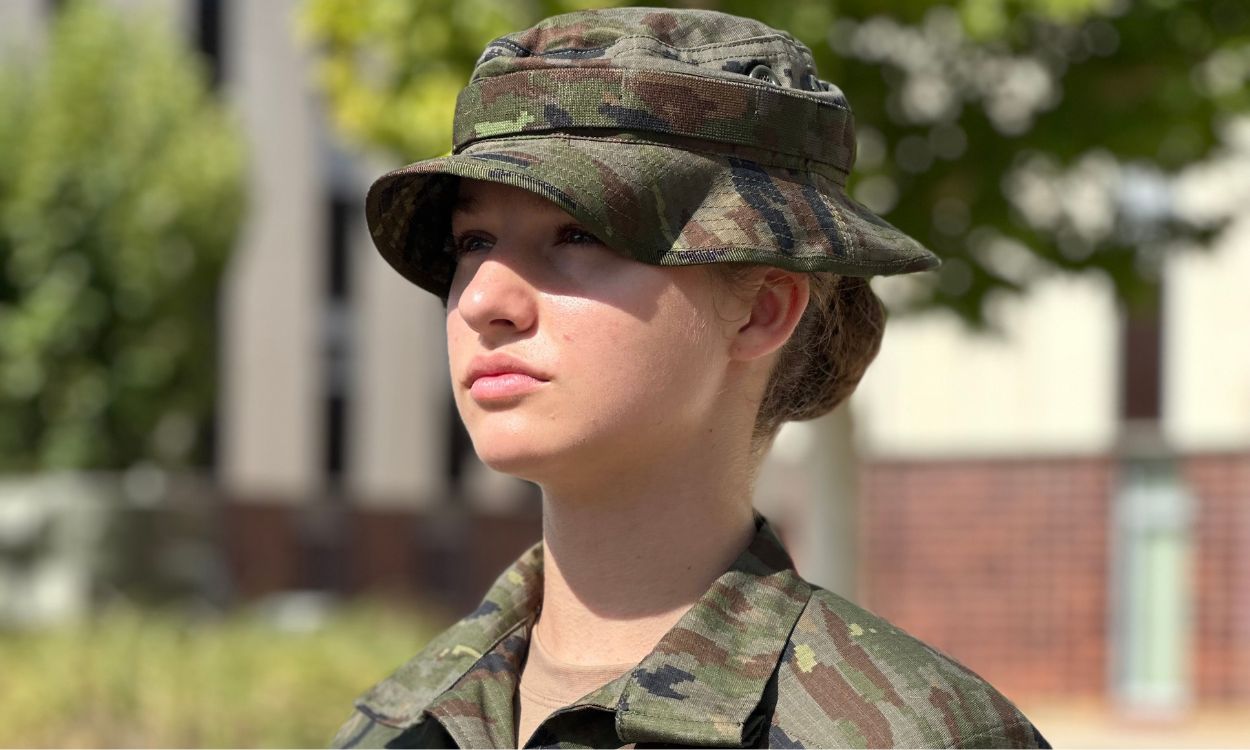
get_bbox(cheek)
[445,315,467,360]
[445,314,481,399]
[563,297,719,405]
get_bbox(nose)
[452,252,539,337]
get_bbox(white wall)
[0,0,44,53]
[1165,215,1250,451]
[853,271,1120,458]
[219,0,323,500]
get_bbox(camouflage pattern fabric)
[330,510,1050,749]
[365,7,943,302]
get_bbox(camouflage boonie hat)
[366,7,942,300]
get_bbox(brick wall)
[222,498,542,618]
[859,456,1115,702]
[1184,452,1250,702]
[860,452,1250,705]
[215,450,1250,705]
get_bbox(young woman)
[332,7,1050,749]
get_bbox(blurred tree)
[300,0,1249,328]
[298,0,630,160]
[743,0,1250,325]
[0,0,246,472]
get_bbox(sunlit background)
[1,0,1248,746]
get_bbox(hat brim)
[365,133,940,300]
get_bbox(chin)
[468,425,557,480]
[468,423,604,486]
[473,446,545,481]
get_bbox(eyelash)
[452,234,490,257]
[451,225,602,258]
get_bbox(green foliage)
[298,0,630,160]
[299,0,1249,328]
[750,0,1250,325]
[0,0,246,471]
[0,600,444,747]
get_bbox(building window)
[323,193,354,488]
[195,0,223,90]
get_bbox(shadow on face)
[446,177,729,327]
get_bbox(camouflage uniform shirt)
[331,510,1051,749]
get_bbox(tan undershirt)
[514,622,638,749]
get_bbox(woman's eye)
[561,225,603,245]
[452,233,492,258]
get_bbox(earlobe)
[731,270,809,363]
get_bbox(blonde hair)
[710,266,888,460]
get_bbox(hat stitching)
[468,135,844,185]
[493,32,800,58]
[458,126,848,178]
[530,46,612,59]
[652,49,812,65]
[656,246,835,266]
[481,37,531,57]
[464,63,847,109]
[463,133,850,184]
[453,69,853,166]
[654,245,923,273]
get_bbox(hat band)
[451,67,854,172]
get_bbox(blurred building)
[856,255,1250,709]
[3,0,1247,719]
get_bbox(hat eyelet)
[801,73,828,92]
[747,64,781,86]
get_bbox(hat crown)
[452,8,857,173]
[471,7,848,108]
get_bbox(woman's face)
[446,178,746,486]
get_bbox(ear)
[728,268,809,363]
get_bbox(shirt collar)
[614,509,814,746]
[360,509,813,748]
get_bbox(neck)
[532,451,757,667]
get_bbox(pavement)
[1018,699,1250,748]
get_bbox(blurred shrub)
[0,0,245,472]
[0,599,443,747]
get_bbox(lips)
[464,353,550,388]
[464,353,550,403]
